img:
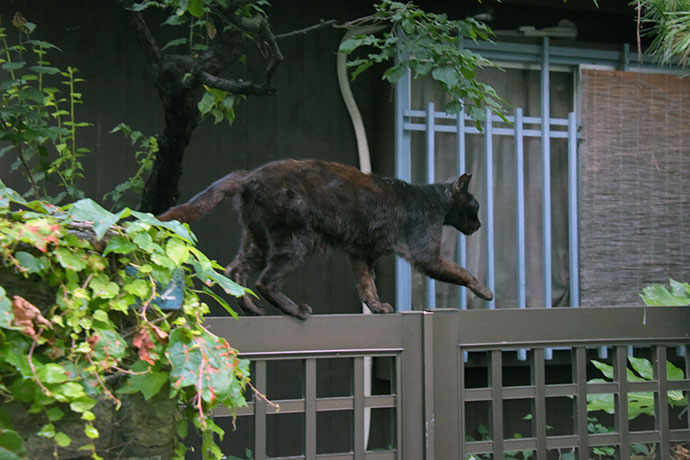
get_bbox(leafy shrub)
[0,182,252,459]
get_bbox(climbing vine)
[0,182,252,459]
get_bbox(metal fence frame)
[208,306,690,460]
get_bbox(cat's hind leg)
[225,232,267,316]
[254,243,312,320]
[349,257,394,313]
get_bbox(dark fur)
[158,159,493,319]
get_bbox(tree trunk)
[139,85,201,215]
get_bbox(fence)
[207,306,690,460]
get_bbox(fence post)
[431,309,460,459]
[400,311,434,459]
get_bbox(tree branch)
[275,19,337,39]
[127,11,163,66]
[198,72,275,95]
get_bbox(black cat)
[158,159,493,319]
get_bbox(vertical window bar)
[490,350,504,458]
[541,37,552,310]
[395,69,412,311]
[456,106,467,309]
[484,108,495,309]
[614,346,630,458]
[515,108,526,310]
[532,348,547,458]
[254,360,267,460]
[655,346,671,460]
[574,347,590,460]
[354,356,365,458]
[305,359,316,460]
[568,112,580,307]
[541,38,553,360]
[515,108,527,361]
[426,102,436,309]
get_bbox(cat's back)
[247,159,392,199]
[242,159,399,223]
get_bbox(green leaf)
[162,38,188,51]
[37,363,69,384]
[53,382,86,400]
[14,251,46,274]
[55,247,87,271]
[124,279,150,299]
[54,432,71,447]
[89,274,120,299]
[84,424,99,439]
[46,407,65,422]
[587,392,614,414]
[432,66,459,89]
[90,330,127,361]
[339,36,366,54]
[0,287,14,330]
[382,63,408,83]
[37,424,56,438]
[591,360,613,380]
[1,62,25,71]
[188,0,204,18]
[667,359,685,381]
[118,364,168,400]
[29,65,61,75]
[0,429,26,456]
[130,211,197,243]
[167,328,245,404]
[640,280,690,306]
[0,446,27,460]
[627,356,653,380]
[68,199,130,240]
[69,397,96,413]
[103,235,137,256]
[198,91,215,116]
[166,238,189,265]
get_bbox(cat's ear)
[452,173,472,194]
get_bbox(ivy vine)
[0,181,254,459]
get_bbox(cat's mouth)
[462,223,481,235]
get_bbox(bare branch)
[198,72,275,95]
[275,19,337,39]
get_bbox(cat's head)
[445,173,481,235]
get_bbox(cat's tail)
[157,170,249,223]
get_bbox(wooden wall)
[0,0,397,316]
[579,69,690,306]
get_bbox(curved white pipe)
[336,25,385,174]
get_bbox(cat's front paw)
[296,303,312,320]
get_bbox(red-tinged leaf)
[133,328,156,365]
[11,295,51,338]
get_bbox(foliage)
[587,355,686,418]
[637,0,690,67]
[640,278,690,306]
[126,0,273,126]
[339,0,506,126]
[0,182,253,460]
[0,13,91,202]
[103,123,159,210]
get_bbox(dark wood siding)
[0,0,396,315]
